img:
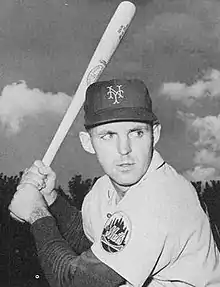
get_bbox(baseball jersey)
[82,151,220,286]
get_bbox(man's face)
[86,121,160,190]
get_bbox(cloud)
[179,112,220,181]
[194,149,220,168]
[177,110,196,122]
[184,165,219,182]
[0,81,71,134]
[164,68,220,182]
[191,115,220,150]
[159,69,220,106]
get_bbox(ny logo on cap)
[106,85,124,104]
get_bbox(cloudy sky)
[1,0,220,189]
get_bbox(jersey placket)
[105,188,118,219]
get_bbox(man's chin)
[111,176,140,188]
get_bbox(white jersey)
[82,151,220,286]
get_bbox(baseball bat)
[42,1,136,166]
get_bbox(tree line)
[0,172,219,287]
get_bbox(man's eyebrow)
[96,129,115,135]
[129,125,149,131]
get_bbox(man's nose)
[117,136,132,155]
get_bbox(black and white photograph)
[0,1,220,286]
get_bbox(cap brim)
[84,107,158,129]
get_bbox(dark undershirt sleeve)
[31,216,126,287]
[48,195,92,254]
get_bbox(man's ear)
[153,124,161,147]
[79,131,95,154]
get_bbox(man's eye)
[130,130,144,138]
[101,133,114,140]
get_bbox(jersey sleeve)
[91,206,171,286]
[49,194,92,254]
[31,216,126,287]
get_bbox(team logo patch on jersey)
[101,212,131,253]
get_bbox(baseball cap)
[84,78,158,129]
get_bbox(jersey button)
[107,213,112,218]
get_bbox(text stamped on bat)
[87,60,107,86]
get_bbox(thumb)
[37,165,56,180]
[45,167,56,181]
[41,166,56,192]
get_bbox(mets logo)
[106,85,124,104]
[101,211,131,253]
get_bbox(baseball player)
[9,79,220,286]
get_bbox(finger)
[33,160,48,175]
[33,160,45,168]
[21,170,43,181]
[23,161,46,179]
[37,166,56,186]
[33,161,55,182]
[17,176,46,190]
[37,165,55,179]
[17,179,46,191]
[23,168,29,176]
[21,167,47,185]
[44,167,56,181]
[20,172,45,187]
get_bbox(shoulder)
[161,164,197,197]
[146,151,194,192]
[83,175,110,204]
[89,174,110,194]
[153,162,198,204]
[138,163,201,224]
[149,160,195,194]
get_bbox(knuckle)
[38,166,47,176]
[23,168,28,175]
[34,160,45,169]
[27,166,36,176]
[34,160,41,166]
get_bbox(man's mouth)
[117,163,135,168]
